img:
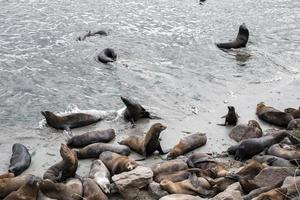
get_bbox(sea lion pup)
[216,23,249,49]
[229,120,263,142]
[119,123,167,157]
[99,151,137,175]
[8,143,31,176]
[43,144,78,182]
[227,131,289,161]
[77,30,107,41]
[267,143,300,162]
[253,154,295,167]
[287,119,300,130]
[39,178,82,200]
[3,176,39,200]
[75,143,130,159]
[284,107,300,118]
[41,111,102,131]
[0,173,14,179]
[82,178,109,200]
[97,48,117,64]
[67,129,115,148]
[151,159,188,180]
[167,133,207,159]
[187,152,228,178]
[88,159,111,194]
[252,187,288,200]
[217,106,239,126]
[256,103,293,127]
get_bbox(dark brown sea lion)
[99,151,137,175]
[152,159,188,179]
[229,120,263,142]
[0,173,14,179]
[256,103,293,127]
[267,143,300,162]
[41,111,102,131]
[82,178,109,200]
[216,23,249,49]
[67,129,115,148]
[217,106,239,126]
[43,144,78,182]
[253,154,295,167]
[97,48,117,64]
[77,30,107,41]
[75,143,130,159]
[119,123,167,157]
[252,187,287,200]
[284,107,300,118]
[287,119,300,130]
[167,133,207,159]
[8,143,31,176]
[39,178,82,200]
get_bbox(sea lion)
[75,143,130,159]
[119,123,167,157]
[39,178,83,200]
[97,48,117,63]
[267,143,300,162]
[256,103,293,127]
[82,178,109,200]
[253,154,295,167]
[236,160,266,179]
[208,175,239,194]
[217,106,239,126]
[8,143,31,176]
[167,133,207,159]
[0,173,14,179]
[229,120,263,142]
[41,111,102,131]
[3,176,39,200]
[89,159,111,194]
[43,144,78,182]
[252,187,287,200]
[154,168,208,183]
[284,107,300,118]
[67,129,115,148]
[77,30,107,41]
[287,119,300,130]
[99,151,137,175]
[151,159,188,179]
[228,131,289,161]
[216,23,249,49]
[243,185,277,200]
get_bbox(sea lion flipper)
[189,173,201,188]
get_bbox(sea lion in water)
[43,144,78,182]
[77,30,107,41]
[229,120,263,142]
[152,159,188,179]
[217,106,239,126]
[287,119,300,130]
[39,178,83,200]
[75,143,130,159]
[119,123,167,157]
[8,143,31,176]
[284,107,300,118]
[216,23,249,49]
[99,151,137,175]
[82,178,109,200]
[256,103,293,127]
[253,154,295,167]
[167,133,207,159]
[97,48,117,63]
[89,159,111,194]
[267,143,300,162]
[228,131,288,161]
[67,129,115,148]
[252,187,287,200]
[41,111,102,131]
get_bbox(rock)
[148,182,168,199]
[210,190,242,200]
[281,176,300,196]
[254,167,294,188]
[226,182,241,191]
[112,166,153,200]
[159,194,203,200]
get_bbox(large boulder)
[112,166,153,200]
[159,194,203,200]
[148,181,168,199]
[210,186,242,200]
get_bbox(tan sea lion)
[43,144,78,182]
[99,151,137,175]
[154,168,208,183]
[236,160,266,179]
[267,143,300,162]
[151,159,188,179]
[284,107,300,118]
[82,178,109,200]
[88,159,111,194]
[252,187,287,200]
[229,120,263,142]
[0,173,14,179]
[119,123,167,157]
[167,133,207,159]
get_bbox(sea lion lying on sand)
[82,178,109,200]
[284,107,300,118]
[8,143,31,176]
[88,160,111,194]
[152,159,188,180]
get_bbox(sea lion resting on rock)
[151,159,188,179]
[75,143,130,159]
[43,144,78,182]
[8,143,31,176]
[167,133,207,159]
[67,129,115,148]
[236,160,266,179]
[256,103,293,127]
[287,119,300,130]
[267,143,300,162]
[252,187,287,200]
[284,107,300,118]
[89,160,111,194]
[229,120,263,142]
[99,151,137,175]
[97,48,117,64]
[253,154,295,167]
[119,123,167,158]
[217,106,239,126]
[82,178,109,200]
[0,173,14,179]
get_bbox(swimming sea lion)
[97,48,117,63]
[253,154,295,167]
[75,143,130,159]
[67,129,115,148]
[43,144,78,182]
[284,107,300,118]
[77,30,107,41]
[229,120,263,142]
[8,143,31,176]
[216,23,249,49]
[151,159,188,179]
[89,159,111,194]
[41,111,102,131]
[217,106,239,126]
[99,151,137,175]
[287,119,300,130]
[39,178,83,200]
[119,123,167,157]
[252,187,287,200]
[267,143,300,162]
[167,133,207,159]
[0,173,14,179]
[82,178,109,200]
[256,103,293,127]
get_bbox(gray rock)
[159,194,203,200]
[148,182,168,199]
[210,190,242,200]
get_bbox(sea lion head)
[150,123,167,134]
[228,106,235,112]
[41,111,56,120]
[237,23,249,41]
[125,159,138,171]
[248,120,262,131]
[284,108,297,113]
[256,102,265,112]
[104,48,117,61]
[60,144,77,163]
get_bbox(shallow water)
[0,0,300,175]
